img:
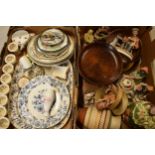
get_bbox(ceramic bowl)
[0,95,8,106]
[5,54,16,64]
[0,73,12,84]
[0,84,10,95]
[0,106,7,117]
[7,42,19,53]
[0,117,10,129]
[2,64,14,74]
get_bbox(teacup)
[0,73,12,84]
[2,64,14,74]
[0,117,10,129]
[7,42,19,53]
[0,95,8,106]
[0,106,7,117]
[5,54,16,64]
[0,84,10,95]
[19,56,32,70]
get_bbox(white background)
[0,0,155,155]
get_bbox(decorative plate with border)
[27,35,75,66]
[17,75,70,128]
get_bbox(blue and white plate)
[18,75,70,128]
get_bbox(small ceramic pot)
[0,84,10,95]
[19,56,32,70]
[2,64,14,74]
[7,42,19,53]
[0,106,7,117]
[0,73,12,84]
[0,95,8,106]
[43,89,56,116]
[18,77,29,88]
[5,54,16,64]
[0,117,10,129]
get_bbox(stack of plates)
[27,29,75,66]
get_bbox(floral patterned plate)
[17,75,70,128]
[8,60,74,129]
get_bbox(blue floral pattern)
[8,61,73,129]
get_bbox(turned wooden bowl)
[78,42,123,86]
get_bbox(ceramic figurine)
[134,83,154,101]
[128,28,140,49]
[132,66,149,81]
[12,30,32,51]
[95,92,116,110]
[95,85,125,111]
[94,26,109,40]
[131,101,155,129]
[84,92,95,107]
[84,29,94,43]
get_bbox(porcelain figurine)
[132,66,149,81]
[131,101,155,129]
[95,85,117,110]
[94,26,109,40]
[84,29,94,43]
[84,92,95,107]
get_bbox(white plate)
[27,35,75,66]
[17,75,70,128]
[37,30,68,52]
[40,29,65,46]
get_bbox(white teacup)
[0,117,10,129]
[7,42,19,53]
[19,56,32,70]
[0,95,8,106]
[0,106,7,117]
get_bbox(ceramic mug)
[19,56,32,70]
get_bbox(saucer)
[17,75,70,128]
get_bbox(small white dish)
[0,106,7,117]
[0,95,8,106]
[0,117,10,129]
[0,84,10,95]
[19,56,32,70]
[0,73,12,84]
[5,54,16,64]
[2,64,14,74]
